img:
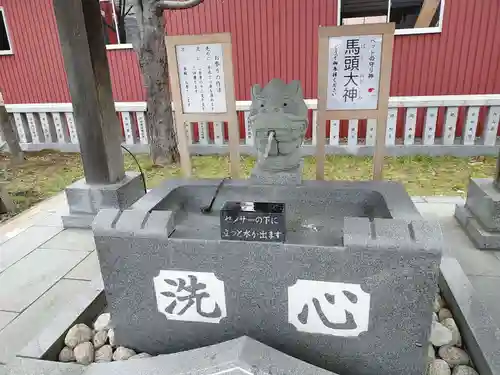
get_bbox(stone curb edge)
[439,257,500,375]
[16,280,106,361]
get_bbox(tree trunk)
[136,1,178,165]
[0,98,23,165]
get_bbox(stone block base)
[454,178,500,250]
[454,204,500,250]
[250,161,303,185]
[462,178,500,231]
[62,171,145,229]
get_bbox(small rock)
[427,359,451,375]
[74,342,94,365]
[441,318,462,347]
[108,328,116,347]
[433,294,445,313]
[93,330,108,349]
[439,308,453,322]
[94,345,113,363]
[427,345,436,362]
[430,321,454,347]
[94,313,111,331]
[438,346,470,367]
[64,324,93,349]
[112,346,136,361]
[58,346,75,362]
[129,353,152,360]
[452,365,479,375]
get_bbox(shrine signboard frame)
[315,23,395,180]
[166,32,240,178]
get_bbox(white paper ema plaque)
[154,270,227,323]
[327,35,382,111]
[288,280,370,336]
[176,43,228,114]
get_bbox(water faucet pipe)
[263,130,276,159]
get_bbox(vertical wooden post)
[372,31,394,180]
[495,150,500,190]
[223,41,240,178]
[0,91,23,164]
[53,0,125,184]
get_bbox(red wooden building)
[0,0,499,105]
[0,0,499,152]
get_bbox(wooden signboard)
[316,23,395,180]
[166,33,240,178]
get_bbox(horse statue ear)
[251,84,262,100]
[287,80,303,99]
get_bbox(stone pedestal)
[455,178,500,250]
[250,161,303,185]
[63,172,145,229]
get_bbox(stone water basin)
[92,178,442,375]
[144,179,419,246]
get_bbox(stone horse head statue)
[248,79,308,172]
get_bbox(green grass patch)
[0,151,496,222]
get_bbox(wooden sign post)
[166,33,240,178]
[316,23,395,180]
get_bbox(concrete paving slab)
[0,194,66,241]
[64,251,101,281]
[31,213,63,228]
[437,217,500,277]
[0,312,17,332]
[0,226,63,272]
[0,249,88,312]
[469,275,500,329]
[415,202,457,218]
[423,196,465,204]
[41,229,95,252]
[411,196,426,203]
[0,279,100,364]
[0,357,85,375]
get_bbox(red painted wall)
[0,0,499,105]
[0,0,143,103]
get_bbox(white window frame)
[337,0,445,36]
[0,7,14,55]
[99,0,134,50]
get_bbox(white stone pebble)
[64,324,93,349]
[430,321,454,347]
[93,330,108,349]
[108,328,116,347]
[427,359,451,375]
[439,308,453,322]
[441,318,462,347]
[112,346,136,361]
[438,345,470,367]
[94,345,113,363]
[58,346,75,362]
[452,365,479,375]
[433,294,445,313]
[74,342,94,365]
[94,313,111,331]
[427,345,436,362]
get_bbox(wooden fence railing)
[2,94,500,156]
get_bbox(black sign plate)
[220,201,286,242]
